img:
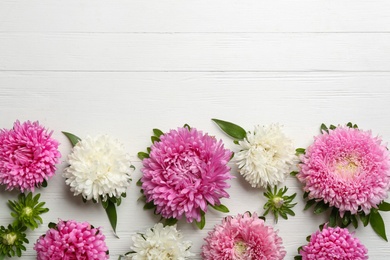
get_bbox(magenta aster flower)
[299,225,368,259]
[0,120,61,192]
[297,126,390,216]
[202,212,286,260]
[141,126,233,223]
[34,220,109,260]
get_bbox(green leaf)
[41,179,48,188]
[195,211,206,230]
[143,201,155,210]
[370,211,388,241]
[313,201,329,214]
[290,171,298,177]
[320,123,328,133]
[136,179,143,187]
[164,218,178,226]
[347,122,353,128]
[137,152,149,160]
[104,200,117,234]
[62,131,81,147]
[48,222,57,229]
[151,136,160,144]
[212,118,246,140]
[351,214,358,229]
[153,128,164,138]
[210,204,229,213]
[295,148,306,155]
[294,255,302,260]
[359,212,370,227]
[378,201,390,211]
[329,207,338,227]
[304,199,316,211]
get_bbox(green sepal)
[290,171,298,177]
[378,201,390,211]
[104,200,117,234]
[294,256,302,260]
[48,222,57,229]
[151,136,160,144]
[329,207,338,227]
[153,128,164,138]
[195,210,206,230]
[313,201,328,214]
[304,199,316,211]
[295,148,305,155]
[210,204,229,213]
[143,201,156,210]
[136,179,143,187]
[212,118,247,140]
[370,210,388,241]
[351,214,358,229]
[137,152,149,160]
[163,218,178,226]
[320,123,328,133]
[41,179,48,188]
[62,131,81,147]
[359,212,370,227]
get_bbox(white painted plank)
[0,0,390,33]
[1,79,390,258]
[1,33,389,71]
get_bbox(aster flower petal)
[0,120,61,192]
[298,224,368,260]
[121,223,194,259]
[34,220,109,260]
[202,212,286,260]
[139,126,233,225]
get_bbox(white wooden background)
[1,1,390,259]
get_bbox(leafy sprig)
[8,192,49,230]
[263,186,297,223]
[0,224,28,258]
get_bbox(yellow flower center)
[23,207,33,217]
[272,197,284,208]
[234,240,247,256]
[335,156,360,180]
[2,232,17,245]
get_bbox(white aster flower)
[125,223,194,260]
[63,135,133,202]
[235,124,296,188]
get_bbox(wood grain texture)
[1,0,390,259]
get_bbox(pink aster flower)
[141,126,233,223]
[0,120,61,192]
[34,220,109,260]
[297,126,390,216]
[299,224,368,260]
[202,212,286,260]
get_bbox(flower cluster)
[121,223,193,259]
[202,212,286,259]
[139,126,233,228]
[0,120,61,192]
[0,192,48,258]
[34,220,109,259]
[297,224,368,260]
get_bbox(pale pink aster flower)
[298,127,390,216]
[300,225,368,260]
[0,120,61,192]
[34,220,109,260]
[141,127,233,223]
[202,212,286,260]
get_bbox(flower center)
[334,156,360,180]
[2,232,17,245]
[272,197,284,208]
[23,207,33,217]
[234,240,247,256]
